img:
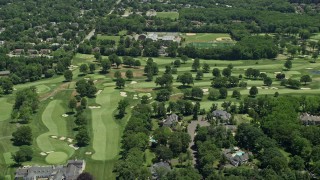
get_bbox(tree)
[284,60,292,70]
[12,145,33,165]
[249,86,258,97]
[156,89,171,102]
[117,99,129,118]
[300,75,312,85]
[0,77,13,94]
[12,126,32,146]
[202,63,210,73]
[80,97,87,108]
[208,89,220,100]
[192,58,200,71]
[125,70,133,80]
[312,52,318,63]
[232,90,241,99]
[68,98,77,112]
[89,64,95,73]
[155,145,173,161]
[219,88,228,99]
[196,70,203,80]
[76,127,90,147]
[222,68,231,77]
[114,71,122,79]
[228,63,234,70]
[191,87,203,100]
[264,77,273,86]
[64,70,73,82]
[212,68,221,78]
[79,64,89,75]
[116,78,125,89]
[168,132,191,156]
[174,60,181,67]
[141,95,149,104]
[77,172,94,180]
[289,155,305,170]
[101,59,111,73]
[181,55,188,64]
[177,72,193,86]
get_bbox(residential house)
[146,9,157,17]
[27,49,38,55]
[0,70,10,76]
[13,49,24,55]
[150,162,171,179]
[15,159,85,180]
[40,49,51,55]
[212,110,231,121]
[163,114,179,127]
[300,113,320,125]
[223,147,250,167]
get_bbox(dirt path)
[40,83,69,101]
[187,116,210,166]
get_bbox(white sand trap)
[216,37,232,41]
[264,87,269,89]
[67,138,73,143]
[257,87,262,89]
[84,78,90,81]
[95,90,102,95]
[133,97,138,99]
[246,87,251,90]
[130,106,134,109]
[306,68,313,69]
[88,106,101,109]
[274,72,281,74]
[62,114,68,117]
[270,87,278,90]
[85,152,92,155]
[146,93,151,96]
[301,88,311,90]
[93,80,98,83]
[134,94,138,97]
[186,33,196,36]
[130,81,137,84]
[149,97,153,100]
[46,151,54,154]
[40,152,47,156]
[69,144,79,150]
[202,88,209,93]
[59,137,66,141]
[120,92,127,97]
[51,136,57,139]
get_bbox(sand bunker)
[88,106,101,109]
[62,114,68,117]
[51,135,57,139]
[69,144,79,150]
[186,33,196,36]
[306,68,313,70]
[46,151,54,154]
[202,88,209,93]
[85,152,92,155]
[130,81,137,84]
[120,92,127,97]
[216,37,232,41]
[301,88,311,90]
[67,138,73,143]
[95,90,102,95]
[133,97,138,99]
[274,72,281,74]
[270,87,278,90]
[59,137,66,141]
[40,152,47,156]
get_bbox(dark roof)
[212,110,231,120]
[163,114,178,126]
[300,113,320,122]
[0,70,10,75]
[150,162,171,179]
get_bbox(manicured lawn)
[182,33,231,43]
[0,98,12,121]
[144,149,155,166]
[97,34,121,44]
[45,151,68,164]
[157,12,179,20]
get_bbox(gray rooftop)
[212,110,231,120]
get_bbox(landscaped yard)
[157,12,179,20]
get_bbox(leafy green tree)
[173,60,181,67]
[116,78,125,89]
[289,155,305,170]
[232,90,241,99]
[219,87,228,99]
[165,65,172,74]
[114,71,122,79]
[68,98,77,112]
[191,87,203,100]
[181,55,188,64]
[117,99,129,118]
[141,95,149,104]
[89,64,96,73]
[192,58,200,71]
[284,60,292,70]
[155,145,173,161]
[80,97,87,109]
[156,89,171,102]
[77,172,94,180]
[222,68,232,77]
[12,145,33,165]
[0,77,13,93]
[63,70,73,82]
[249,86,258,97]
[76,127,90,147]
[208,89,220,100]
[177,72,194,86]
[196,70,203,80]
[168,132,191,156]
[227,63,234,70]
[300,75,312,85]
[125,70,133,80]
[12,126,32,146]
[101,59,111,73]
[80,64,89,74]
[212,68,221,78]
[202,63,210,73]
[264,77,273,86]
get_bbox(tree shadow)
[177,85,192,89]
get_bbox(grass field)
[97,34,121,45]
[183,33,231,43]
[157,12,179,20]
[0,98,12,121]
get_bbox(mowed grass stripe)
[0,98,12,121]
[36,100,69,152]
[91,87,122,160]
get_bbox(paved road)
[187,116,210,166]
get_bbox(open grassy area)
[97,34,121,44]
[157,12,179,20]
[45,152,68,164]
[0,98,12,121]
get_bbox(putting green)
[0,98,12,121]
[36,100,74,155]
[36,84,51,94]
[91,87,122,160]
[45,152,68,164]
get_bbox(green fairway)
[97,34,120,44]
[3,152,14,165]
[0,98,12,121]
[36,84,51,94]
[45,152,68,164]
[183,33,231,43]
[36,100,74,154]
[91,87,122,161]
[157,12,179,19]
